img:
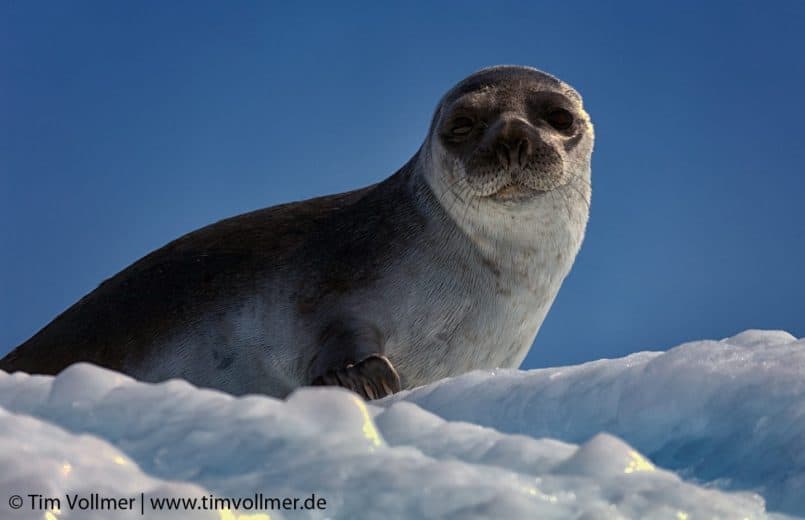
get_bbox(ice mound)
[385,329,805,516]
[0,329,801,519]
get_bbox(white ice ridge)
[0,330,801,519]
[385,329,805,517]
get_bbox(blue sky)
[1,1,803,369]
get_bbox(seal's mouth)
[487,182,546,202]
[459,156,563,202]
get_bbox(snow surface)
[0,329,802,519]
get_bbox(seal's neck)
[404,150,590,284]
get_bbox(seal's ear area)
[311,354,401,400]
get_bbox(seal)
[1,65,594,400]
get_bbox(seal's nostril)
[516,139,530,168]
[496,143,511,168]
[495,137,531,169]
[489,116,535,169]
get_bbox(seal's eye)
[546,109,574,131]
[450,117,475,136]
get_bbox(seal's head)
[423,66,593,206]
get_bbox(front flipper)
[311,354,400,400]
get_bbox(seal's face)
[427,66,593,204]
